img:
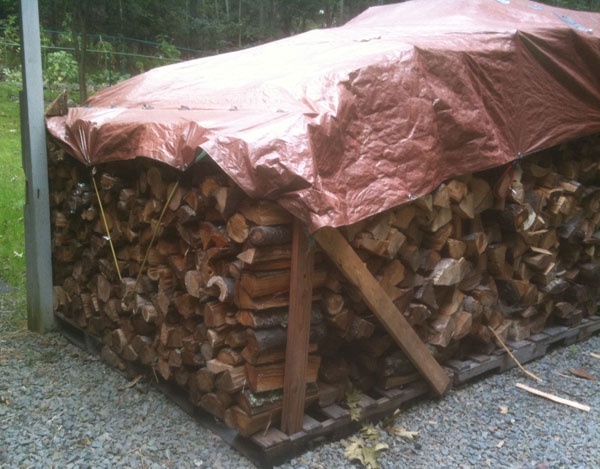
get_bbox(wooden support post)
[281,218,314,434]
[20,0,54,333]
[314,227,450,396]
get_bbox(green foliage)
[0,66,21,83]
[1,14,19,44]
[44,50,79,85]
[156,34,181,60]
[88,69,131,88]
[0,15,20,68]
[0,0,592,96]
[539,0,600,10]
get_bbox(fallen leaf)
[381,408,401,428]
[349,407,361,422]
[568,368,595,381]
[344,434,389,469]
[345,387,363,422]
[589,352,600,360]
[361,423,380,441]
[119,374,143,390]
[346,387,362,405]
[392,427,419,440]
[497,440,505,448]
[0,396,9,405]
[499,405,508,414]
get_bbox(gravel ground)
[1,291,599,469]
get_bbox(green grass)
[0,82,26,289]
[0,81,28,327]
[0,78,87,328]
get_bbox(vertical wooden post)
[281,218,314,434]
[20,0,54,333]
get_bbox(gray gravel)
[283,339,600,469]
[1,291,599,468]
[0,294,254,469]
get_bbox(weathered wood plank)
[281,218,315,434]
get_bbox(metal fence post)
[20,0,54,333]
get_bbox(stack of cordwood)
[50,134,600,437]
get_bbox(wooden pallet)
[54,312,600,468]
[446,316,600,386]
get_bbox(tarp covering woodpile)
[46,0,600,232]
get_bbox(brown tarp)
[46,0,600,232]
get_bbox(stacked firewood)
[49,134,600,436]
[313,135,600,393]
[49,143,336,436]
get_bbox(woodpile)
[49,134,600,436]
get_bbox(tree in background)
[0,0,597,99]
[34,0,598,55]
[69,0,89,102]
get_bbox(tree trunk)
[71,0,88,103]
[238,0,242,48]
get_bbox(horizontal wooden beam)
[314,227,450,396]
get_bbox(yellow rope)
[133,181,180,297]
[92,174,122,282]
[489,326,542,382]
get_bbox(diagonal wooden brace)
[314,227,451,396]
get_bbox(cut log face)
[431,258,470,286]
[226,213,250,243]
[446,238,466,259]
[49,134,600,438]
[207,276,236,303]
[237,245,291,265]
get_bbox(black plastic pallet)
[54,312,600,468]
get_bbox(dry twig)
[516,383,590,412]
[489,327,542,382]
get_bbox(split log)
[246,355,321,393]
